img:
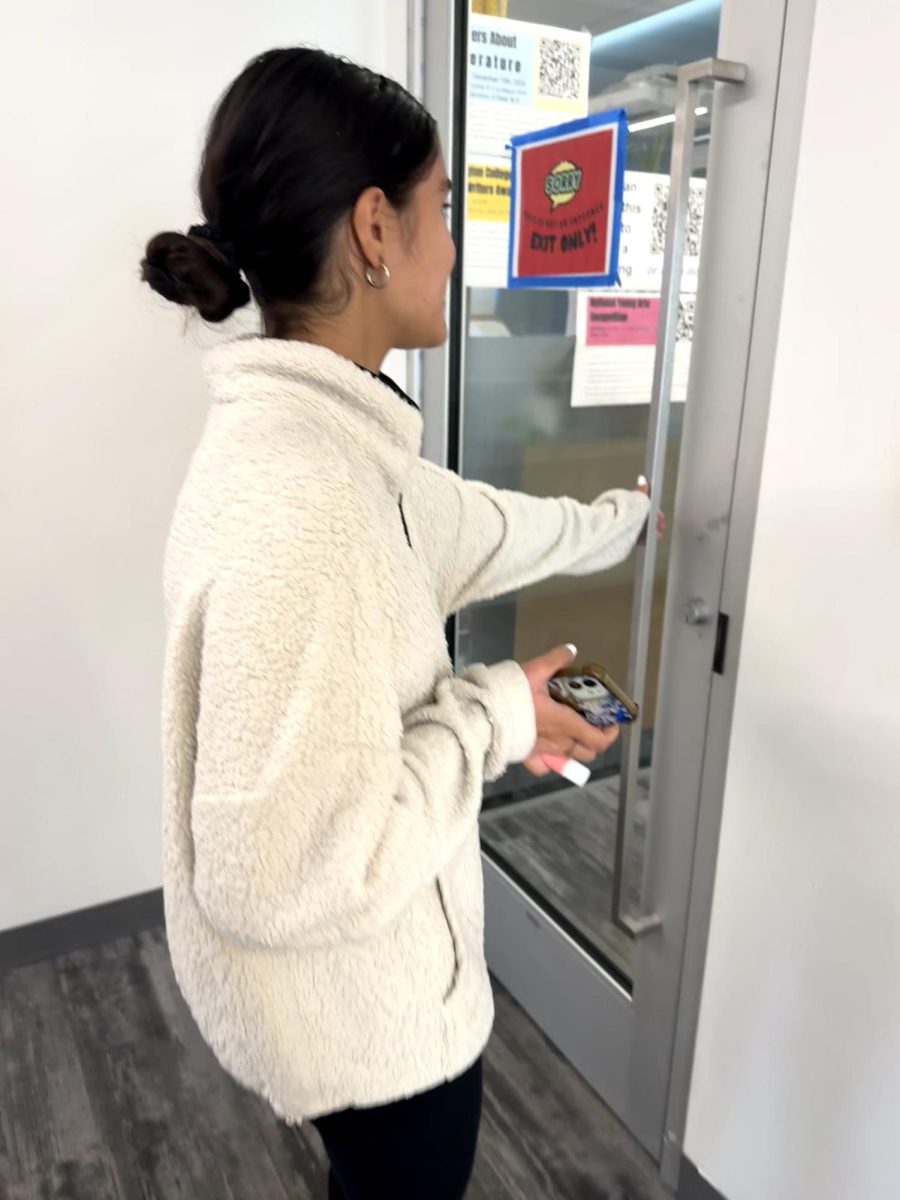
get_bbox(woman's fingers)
[525,724,621,775]
[534,718,620,761]
[638,476,666,541]
[521,643,578,692]
[523,752,552,777]
[552,704,620,754]
[583,724,620,755]
[570,742,598,764]
[523,644,623,769]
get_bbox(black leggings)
[312,1058,483,1200]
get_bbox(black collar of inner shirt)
[354,362,420,412]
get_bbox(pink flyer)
[584,294,659,347]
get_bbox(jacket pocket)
[435,879,462,1002]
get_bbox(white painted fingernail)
[540,754,591,787]
[559,758,591,787]
[565,643,578,656]
[637,475,648,487]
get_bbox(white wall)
[0,1,408,932]
[684,2,900,1197]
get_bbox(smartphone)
[548,662,639,729]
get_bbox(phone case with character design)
[547,662,639,729]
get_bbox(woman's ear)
[351,186,388,270]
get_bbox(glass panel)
[456,0,721,985]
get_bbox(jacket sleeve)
[186,508,536,952]
[405,459,651,617]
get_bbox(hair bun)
[141,231,250,323]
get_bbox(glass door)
[461,0,722,986]
[422,0,793,1179]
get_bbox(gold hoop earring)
[364,261,390,290]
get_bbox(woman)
[144,48,652,1200]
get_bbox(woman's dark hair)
[141,48,438,327]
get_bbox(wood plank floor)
[0,927,671,1200]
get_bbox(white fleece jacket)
[162,337,649,1122]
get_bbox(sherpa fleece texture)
[162,337,650,1123]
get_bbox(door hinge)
[713,611,730,675]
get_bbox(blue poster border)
[506,107,628,290]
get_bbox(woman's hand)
[637,475,666,542]
[519,645,620,778]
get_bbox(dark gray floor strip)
[678,1158,728,1200]
[0,889,164,974]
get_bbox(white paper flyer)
[464,14,591,289]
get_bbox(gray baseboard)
[0,888,164,975]
[678,1157,728,1200]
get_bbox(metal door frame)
[412,0,817,1185]
[660,0,817,1180]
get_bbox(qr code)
[650,180,706,256]
[676,295,696,342]
[538,36,582,101]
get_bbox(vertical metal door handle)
[611,58,747,939]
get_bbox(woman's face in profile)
[384,152,457,351]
